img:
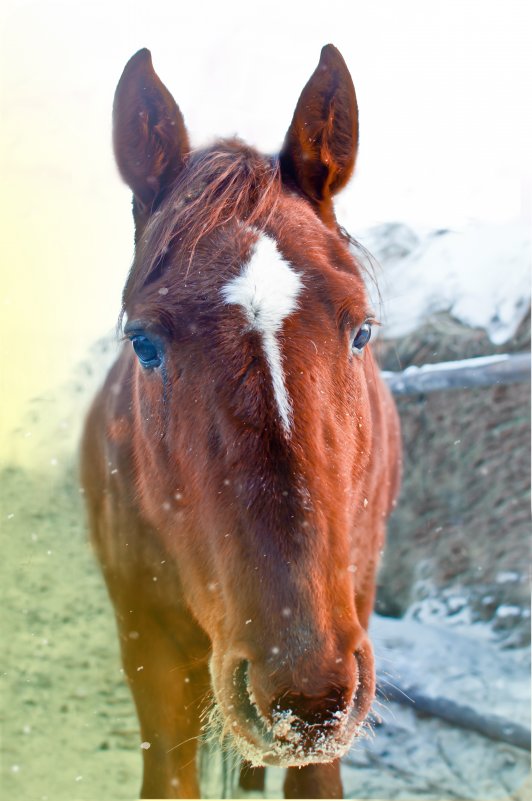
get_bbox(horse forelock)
[121,140,282,313]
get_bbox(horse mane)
[121,140,282,313]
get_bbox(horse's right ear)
[113,49,189,213]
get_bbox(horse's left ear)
[113,49,189,215]
[279,45,358,226]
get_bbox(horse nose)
[249,652,358,726]
[272,684,352,726]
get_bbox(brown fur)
[81,45,401,799]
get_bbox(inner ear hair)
[280,45,358,226]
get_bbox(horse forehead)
[219,226,365,326]
[221,234,303,331]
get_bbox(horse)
[81,44,401,799]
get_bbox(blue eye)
[131,335,162,368]
[352,322,372,353]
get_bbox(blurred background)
[1,1,530,799]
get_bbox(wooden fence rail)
[382,352,531,396]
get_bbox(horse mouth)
[212,653,372,768]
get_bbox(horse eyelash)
[337,308,380,331]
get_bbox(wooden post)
[382,352,531,396]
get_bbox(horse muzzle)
[210,636,375,767]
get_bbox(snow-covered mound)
[357,220,530,345]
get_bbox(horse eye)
[131,335,162,368]
[352,322,372,353]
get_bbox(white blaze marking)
[221,235,302,431]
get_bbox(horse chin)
[228,707,362,769]
[211,655,372,769]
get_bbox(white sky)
[0,0,530,451]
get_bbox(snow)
[496,571,521,584]
[358,220,530,344]
[370,613,531,726]
[496,605,522,619]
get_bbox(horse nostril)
[231,659,263,722]
[232,659,251,706]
